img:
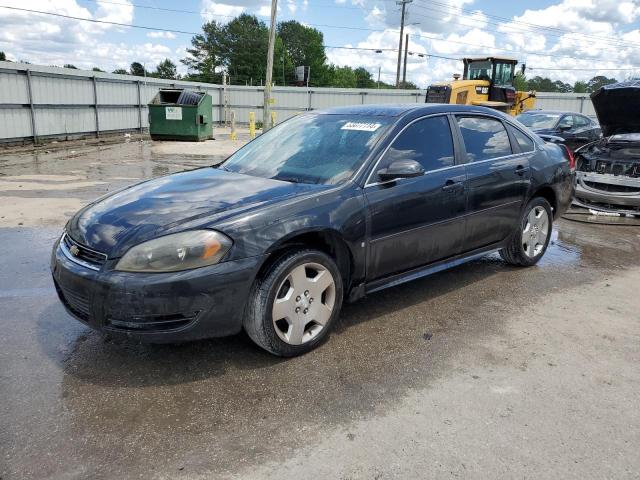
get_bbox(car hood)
[66,167,326,257]
[591,80,640,137]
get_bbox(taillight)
[563,145,575,171]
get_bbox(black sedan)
[52,104,574,356]
[516,110,601,150]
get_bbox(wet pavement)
[1,142,640,479]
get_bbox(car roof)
[314,103,509,118]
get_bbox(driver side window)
[557,115,574,130]
[378,116,455,174]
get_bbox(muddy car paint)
[51,104,574,343]
[573,81,640,215]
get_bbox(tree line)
[514,72,619,93]
[0,19,625,92]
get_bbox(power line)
[2,4,637,71]
[410,0,640,50]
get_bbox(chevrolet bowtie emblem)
[69,245,80,256]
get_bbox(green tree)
[573,80,588,93]
[64,64,78,69]
[552,80,572,92]
[0,52,6,61]
[513,72,527,91]
[277,20,330,86]
[399,80,418,89]
[112,68,128,75]
[153,58,178,79]
[130,62,146,77]
[181,20,226,83]
[92,67,104,72]
[586,75,618,92]
[527,76,558,92]
[329,65,357,88]
[223,14,270,85]
[354,67,375,88]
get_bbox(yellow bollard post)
[230,110,237,140]
[270,111,276,129]
[249,111,256,139]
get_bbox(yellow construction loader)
[425,57,536,116]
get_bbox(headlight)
[115,230,232,272]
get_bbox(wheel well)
[531,186,557,217]
[257,231,354,289]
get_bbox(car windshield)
[221,114,393,185]
[516,113,561,130]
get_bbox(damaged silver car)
[574,81,640,216]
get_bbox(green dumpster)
[148,89,213,141]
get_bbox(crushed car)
[573,81,640,216]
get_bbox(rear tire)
[500,197,553,267]
[244,249,343,357]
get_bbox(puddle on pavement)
[3,140,640,477]
[34,219,639,476]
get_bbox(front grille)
[584,181,640,194]
[54,280,90,321]
[61,234,107,270]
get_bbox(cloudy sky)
[1,0,639,87]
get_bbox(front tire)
[500,197,553,267]
[244,249,344,357]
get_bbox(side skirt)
[348,242,504,301]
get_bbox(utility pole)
[263,0,278,132]
[395,0,412,88]
[377,66,381,88]
[402,33,409,87]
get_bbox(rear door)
[455,115,531,252]
[364,115,467,280]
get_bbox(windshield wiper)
[275,175,317,184]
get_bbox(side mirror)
[557,124,571,132]
[377,159,425,182]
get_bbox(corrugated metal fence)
[0,61,597,143]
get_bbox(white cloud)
[147,31,177,39]
[329,0,640,86]
[200,0,289,20]
[0,0,179,72]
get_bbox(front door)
[364,115,467,280]
[455,115,530,252]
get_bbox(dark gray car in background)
[517,110,601,151]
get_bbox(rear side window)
[509,126,535,153]
[457,116,512,161]
[575,115,590,127]
[379,116,455,173]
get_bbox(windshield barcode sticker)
[341,122,381,132]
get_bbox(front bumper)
[51,237,265,342]
[574,171,640,214]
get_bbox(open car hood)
[591,80,640,137]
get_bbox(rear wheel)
[244,249,343,357]
[500,197,553,266]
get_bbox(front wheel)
[500,197,553,267]
[244,249,343,357]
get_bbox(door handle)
[442,179,464,192]
[515,165,530,176]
